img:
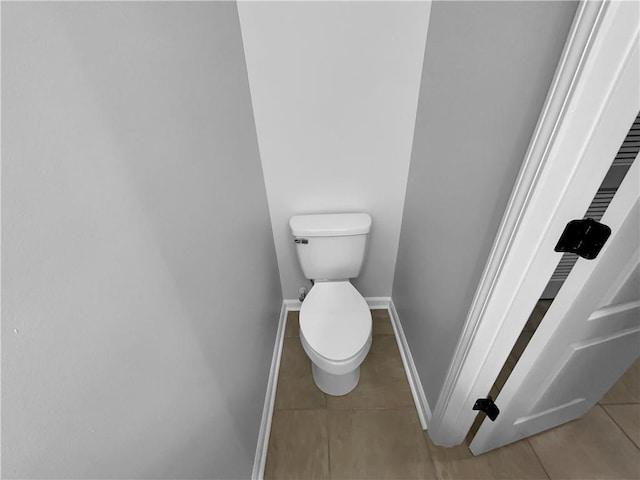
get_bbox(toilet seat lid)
[300,282,372,361]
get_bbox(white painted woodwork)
[470,158,639,454]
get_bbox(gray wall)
[393,1,578,409]
[2,2,280,479]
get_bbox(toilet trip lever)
[294,238,309,244]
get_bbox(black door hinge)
[554,218,611,260]
[473,396,500,421]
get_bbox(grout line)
[599,404,640,451]
[526,438,553,480]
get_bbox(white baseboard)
[253,296,432,478]
[365,296,393,310]
[252,301,288,480]
[283,298,302,311]
[284,296,393,311]
[388,299,432,430]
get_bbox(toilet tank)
[290,213,372,281]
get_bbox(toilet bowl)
[290,212,373,395]
[299,281,372,396]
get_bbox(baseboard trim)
[388,299,432,430]
[252,301,288,480]
[366,296,393,310]
[283,298,302,311]
[284,296,393,311]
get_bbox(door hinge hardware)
[554,218,611,260]
[473,396,500,421]
[294,238,309,244]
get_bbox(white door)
[427,0,640,450]
[470,158,639,455]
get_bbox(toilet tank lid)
[290,213,372,237]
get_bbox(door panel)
[589,301,640,327]
[530,327,640,416]
[513,398,586,430]
[470,159,639,455]
[602,262,639,307]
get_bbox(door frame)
[428,0,640,447]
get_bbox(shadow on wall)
[2,2,280,479]
[392,0,579,410]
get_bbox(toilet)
[289,212,373,396]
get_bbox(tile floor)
[265,309,640,479]
[489,300,553,401]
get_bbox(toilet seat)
[299,281,372,362]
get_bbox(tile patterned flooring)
[265,309,640,479]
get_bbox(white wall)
[393,1,578,409]
[2,3,280,478]
[238,1,431,299]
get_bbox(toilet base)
[311,363,360,396]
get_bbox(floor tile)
[284,311,299,337]
[326,335,414,409]
[425,435,548,480]
[603,404,640,449]
[265,409,329,479]
[328,408,437,479]
[491,329,535,399]
[600,357,640,404]
[269,298,640,479]
[509,329,535,366]
[274,337,326,410]
[527,405,640,479]
[489,298,549,401]
[524,300,552,332]
[372,309,394,335]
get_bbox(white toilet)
[289,212,373,396]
